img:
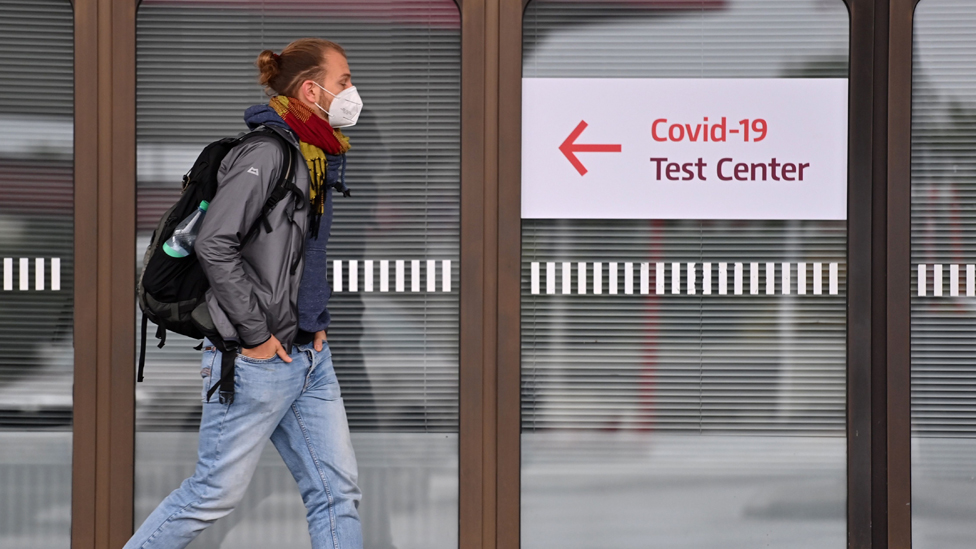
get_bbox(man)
[125,39,363,549]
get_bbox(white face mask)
[313,82,363,128]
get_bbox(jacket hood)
[244,104,300,148]
[244,104,289,131]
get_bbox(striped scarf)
[269,95,351,236]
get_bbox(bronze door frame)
[72,0,137,547]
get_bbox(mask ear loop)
[312,82,336,117]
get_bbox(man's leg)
[124,347,307,549]
[272,342,363,549]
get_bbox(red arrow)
[559,120,622,176]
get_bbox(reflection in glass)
[135,2,460,548]
[521,1,849,547]
[0,1,74,547]
[911,2,976,547]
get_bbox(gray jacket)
[196,125,309,350]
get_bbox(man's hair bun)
[256,49,280,88]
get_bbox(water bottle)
[162,200,209,258]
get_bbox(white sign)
[521,78,848,220]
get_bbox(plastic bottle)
[162,200,209,258]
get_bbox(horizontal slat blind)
[136,0,460,432]
[521,0,849,435]
[523,0,849,79]
[522,221,847,433]
[0,0,74,429]
[0,2,73,117]
[911,0,976,437]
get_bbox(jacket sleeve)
[196,138,283,347]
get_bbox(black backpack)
[137,127,301,402]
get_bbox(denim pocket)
[316,342,333,361]
[312,351,342,401]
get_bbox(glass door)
[0,1,75,547]
[520,1,850,547]
[911,1,976,546]
[134,2,461,547]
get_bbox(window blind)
[521,221,847,433]
[521,0,849,435]
[911,0,976,437]
[0,0,74,427]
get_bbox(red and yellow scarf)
[269,95,350,232]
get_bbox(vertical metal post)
[71,0,136,546]
[459,0,494,547]
[497,0,524,547]
[887,1,921,547]
[72,0,99,543]
[845,1,881,544]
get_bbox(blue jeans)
[125,341,363,549]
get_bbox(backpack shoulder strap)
[237,128,304,246]
[255,129,304,227]
[138,314,148,382]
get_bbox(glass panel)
[521,1,849,548]
[0,1,74,547]
[134,2,460,548]
[911,1,976,547]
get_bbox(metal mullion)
[887,0,922,547]
[459,0,491,548]
[845,1,882,546]
[71,0,137,546]
[496,1,523,548]
[71,0,99,546]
